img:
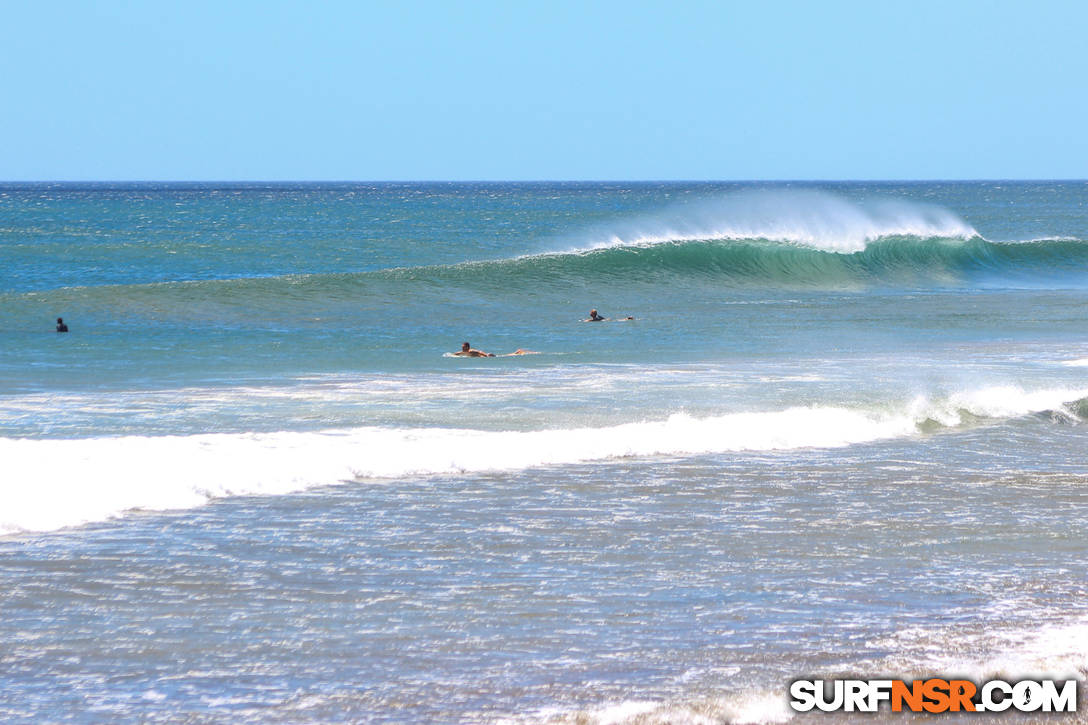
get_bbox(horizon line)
[2,178,1087,185]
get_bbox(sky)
[2,0,1086,181]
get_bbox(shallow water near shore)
[2,181,1087,722]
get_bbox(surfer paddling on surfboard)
[452,343,539,357]
[582,309,634,322]
[454,342,495,357]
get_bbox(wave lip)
[2,386,1086,537]
[554,190,980,255]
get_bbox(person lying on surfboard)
[454,342,495,357]
[582,309,634,322]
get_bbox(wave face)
[501,234,1088,288]
[7,235,1088,326]
[486,189,1083,287]
[3,386,1085,536]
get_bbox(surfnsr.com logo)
[790,679,1078,713]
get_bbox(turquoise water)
[2,182,1088,722]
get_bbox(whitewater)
[3,384,1087,536]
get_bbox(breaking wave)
[2,386,1086,536]
[552,190,979,253]
[8,235,1088,324]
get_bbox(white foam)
[0,407,908,535]
[589,700,660,724]
[1008,235,1081,244]
[715,692,795,724]
[552,190,978,255]
[518,691,793,725]
[879,612,1088,683]
[970,619,1088,681]
[2,385,1084,536]
[912,385,1088,425]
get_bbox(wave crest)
[555,190,979,254]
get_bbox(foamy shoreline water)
[4,384,1086,536]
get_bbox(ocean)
[1,181,1087,723]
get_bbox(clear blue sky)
[3,0,1086,180]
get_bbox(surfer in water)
[454,342,495,357]
[583,309,634,322]
[453,343,539,357]
[55,317,69,332]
